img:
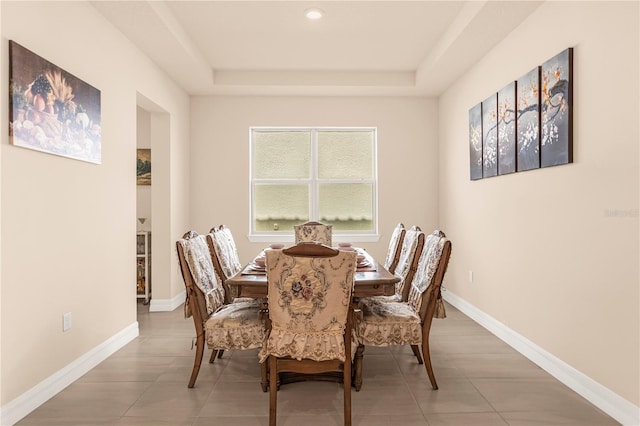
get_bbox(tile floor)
[17,302,618,425]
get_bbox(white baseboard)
[148,290,186,312]
[0,322,139,426]
[443,290,640,426]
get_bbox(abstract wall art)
[468,47,573,180]
[468,102,483,180]
[540,48,573,168]
[482,93,498,178]
[517,67,541,171]
[497,81,516,175]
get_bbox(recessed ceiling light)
[305,8,324,20]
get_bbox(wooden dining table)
[225,248,400,300]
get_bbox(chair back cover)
[293,221,333,246]
[209,225,242,282]
[383,223,406,274]
[177,232,226,318]
[392,226,425,301]
[407,230,451,319]
[259,245,356,362]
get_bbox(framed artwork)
[482,93,498,178]
[517,67,541,171]
[9,41,101,164]
[136,149,151,185]
[469,102,483,180]
[497,82,516,175]
[541,48,573,167]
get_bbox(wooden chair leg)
[421,339,438,390]
[269,356,278,426]
[217,349,225,359]
[208,349,218,364]
[188,333,205,388]
[411,344,424,364]
[353,344,365,391]
[260,360,269,392]
[344,357,352,426]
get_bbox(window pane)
[253,131,310,179]
[319,183,374,231]
[317,131,373,179]
[254,184,309,232]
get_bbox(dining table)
[225,246,400,390]
[225,247,400,300]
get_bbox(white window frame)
[248,126,379,243]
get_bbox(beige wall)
[439,1,639,407]
[1,0,190,408]
[189,96,439,262]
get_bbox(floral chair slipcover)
[391,226,426,301]
[361,226,425,312]
[293,221,333,246]
[208,225,242,281]
[260,243,357,426]
[177,231,267,388]
[383,223,406,275]
[355,230,452,390]
[207,225,252,302]
[259,246,357,363]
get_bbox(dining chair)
[372,225,425,304]
[383,222,406,275]
[355,230,452,390]
[259,242,357,426]
[176,231,267,389]
[293,220,333,246]
[207,224,249,303]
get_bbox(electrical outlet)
[468,270,474,284]
[63,312,72,332]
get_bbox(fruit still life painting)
[9,40,101,164]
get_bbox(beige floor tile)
[356,353,404,382]
[24,381,151,419]
[123,381,212,418]
[352,414,429,425]
[409,378,495,414]
[115,416,196,426]
[450,353,550,379]
[501,409,619,425]
[199,380,267,417]
[352,380,423,416]
[194,416,268,425]
[471,377,611,416]
[78,355,178,383]
[433,334,517,355]
[425,411,509,425]
[15,418,124,426]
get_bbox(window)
[250,127,377,241]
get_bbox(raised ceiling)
[91,1,542,96]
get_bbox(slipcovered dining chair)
[207,224,248,302]
[176,231,267,389]
[383,222,406,275]
[293,221,333,246]
[392,226,426,302]
[355,230,452,390]
[259,242,357,426]
[365,226,425,306]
